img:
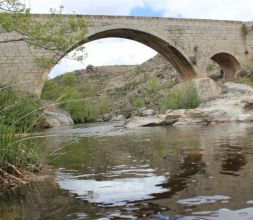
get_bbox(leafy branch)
[0,2,88,68]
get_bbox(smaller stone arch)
[210,53,241,81]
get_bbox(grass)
[234,76,253,87]
[132,97,144,109]
[160,83,201,112]
[0,86,45,190]
[147,79,162,95]
[0,88,41,132]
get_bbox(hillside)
[53,54,181,110]
[42,54,225,122]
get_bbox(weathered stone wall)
[0,15,252,96]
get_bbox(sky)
[26,0,253,78]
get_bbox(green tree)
[0,1,87,67]
[41,80,59,100]
[60,73,78,88]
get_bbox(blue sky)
[130,5,164,17]
[28,0,253,78]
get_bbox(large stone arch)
[42,26,197,86]
[83,27,197,79]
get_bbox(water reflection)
[1,123,253,219]
[184,207,253,220]
[58,173,168,206]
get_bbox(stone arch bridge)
[1,14,253,96]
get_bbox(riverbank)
[124,82,253,127]
[0,166,53,193]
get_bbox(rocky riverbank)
[124,82,253,127]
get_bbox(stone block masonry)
[0,14,252,97]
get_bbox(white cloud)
[146,0,253,21]
[28,0,253,21]
[83,38,156,66]
[50,38,156,78]
[28,0,145,15]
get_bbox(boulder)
[39,100,74,128]
[111,114,125,121]
[124,115,167,128]
[102,113,112,122]
[141,108,156,117]
[39,117,61,129]
[41,110,74,128]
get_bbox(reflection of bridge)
[0,15,253,96]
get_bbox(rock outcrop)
[124,82,253,128]
[38,101,74,128]
[41,110,74,128]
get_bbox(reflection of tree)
[219,146,247,174]
[153,153,206,199]
[130,153,206,219]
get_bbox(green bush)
[132,97,144,109]
[147,79,161,94]
[160,84,200,111]
[41,74,113,123]
[60,73,78,87]
[41,80,59,100]
[63,100,97,123]
[63,98,112,123]
[97,98,112,116]
[133,66,141,75]
[79,82,97,97]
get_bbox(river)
[1,123,253,219]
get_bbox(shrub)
[60,73,77,88]
[62,98,112,123]
[160,84,200,111]
[41,74,113,123]
[97,98,112,116]
[41,80,59,100]
[132,97,144,109]
[147,79,161,94]
[79,82,97,97]
[63,99,97,123]
[133,66,141,75]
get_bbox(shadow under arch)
[63,28,197,80]
[211,52,241,81]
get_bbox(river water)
[1,123,253,219]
